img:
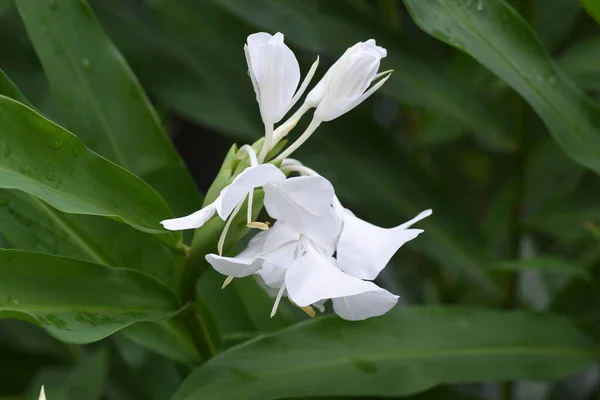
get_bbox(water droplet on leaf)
[81,58,91,70]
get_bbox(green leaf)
[581,0,600,25]
[14,0,202,215]
[0,67,176,287]
[492,257,592,280]
[0,95,179,248]
[121,320,201,365]
[28,348,107,400]
[173,307,596,400]
[524,139,584,219]
[0,249,178,343]
[403,0,600,175]
[558,36,600,91]
[208,0,514,151]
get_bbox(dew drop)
[50,138,64,149]
[46,172,55,181]
[52,178,62,189]
[81,58,91,70]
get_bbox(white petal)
[265,176,334,217]
[285,246,390,307]
[261,221,300,252]
[205,253,263,278]
[247,32,273,46]
[216,164,285,219]
[332,290,398,321]
[256,261,287,288]
[336,208,431,280]
[263,176,341,249]
[254,273,282,297]
[39,387,46,400]
[160,203,217,230]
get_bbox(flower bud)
[244,32,301,125]
[307,39,389,122]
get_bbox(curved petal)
[263,176,341,250]
[285,246,389,307]
[261,221,300,252]
[39,387,46,400]
[337,208,431,280]
[216,164,285,219]
[205,253,263,278]
[332,290,398,321]
[256,261,287,289]
[160,202,216,230]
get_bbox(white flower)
[245,32,316,126]
[39,386,46,400]
[307,39,390,122]
[207,221,399,321]
[334,200,432,280]
[160,163,285,231]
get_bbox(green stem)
[178,231,219,361]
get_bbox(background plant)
[1,0,600,399]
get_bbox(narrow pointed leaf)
[14,0,202,215]
[0,249,178,343]
[174,307,596,400]
[0,95,179,248]
[403,0,600,175]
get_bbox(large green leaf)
[403,0,600,175]
[0,95,179,248]
[121,320,200,365]
[174,307,596,400]
[0,249,178,343]
[14,0,201,216]
[0,68,176,288]
[581,0,600,25]
[207,0,513,151]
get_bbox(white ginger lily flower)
[207,221,400,321]
[244,32,318,160]
[274,39,390,161]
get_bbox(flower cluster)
[162,32,431,321]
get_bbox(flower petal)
[263,176,341,251]
[336,209,431,280]
[285,246,390,307]
[160,203,217,230]
[332,290,398,321]
[205,253,263,278]
[256,261,287,288]
[216,164,285,219]
[39,387,46,400]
